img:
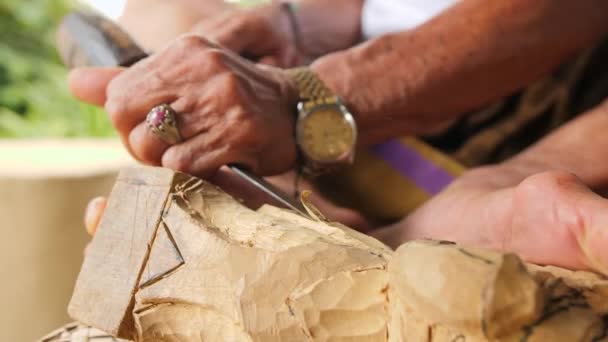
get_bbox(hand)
[374,167,608,275]
[192,4,310,67]
[69,35,299,178]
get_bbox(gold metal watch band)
[285,67,354,180]
[286,67,334,100]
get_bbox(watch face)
[298,105,356,163]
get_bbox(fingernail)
[84,197,106,236]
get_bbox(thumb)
[84,196,107,236]
[68,67,124,106]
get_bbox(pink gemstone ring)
[145,104,183,145]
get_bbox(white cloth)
[362,0,458,39]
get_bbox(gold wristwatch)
[286,67,358,176]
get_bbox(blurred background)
[0,0,113,138]
[0,0,260,340]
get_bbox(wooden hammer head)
[56,10,148,68]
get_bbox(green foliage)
[0,0,115,137]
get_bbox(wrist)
[249,3,292,42]
[282,0,364,58]
[312,33,488,143]
[311,48,454,145]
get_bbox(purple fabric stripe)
[370,139,454,195]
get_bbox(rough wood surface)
[68,168,184,338]
[388,240,608,341]
[68,166,392,341]
[54,166,608,341]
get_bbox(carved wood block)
[68,166,392,341]
[59,166,608,341]
[68,167,180,338]
[388,240,608,341]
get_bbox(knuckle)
[175,34,207,50]
[137,149,158,166]
[104,75,134,131]
[230,18,249,36]
[516,170,579,195]
[204,49,226,69]
[220,73,244,97]
[104,97,127,130]
[227,116,257,147]
[163,149,193,173]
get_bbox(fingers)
[104,69,177,136]
[67,66,173,165]
[95,33,296,176]
[582,217,608,276]
[68,67,124,106]
[84,197,107,236]
[161,131,243,178]
[128,122,171,166]
[551,176,608,275]
[104,36,220,150]
[115,85,202,164]
[508,171,593,270]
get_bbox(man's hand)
[374,98,608,276]
[69,35,299,178]
[375,167,608,275]
[193,4,309,67]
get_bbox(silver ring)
[145,104,182,145]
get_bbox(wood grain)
[68,167,178,339]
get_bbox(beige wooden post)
[0,139,133,342]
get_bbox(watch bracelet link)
[285,67,334,101]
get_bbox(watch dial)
[300,107,355,162]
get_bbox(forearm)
[459,99,608,192]
[312,0,608,144]
[119,0,236,51]
[178,0,235,14]
[291,0,364,57]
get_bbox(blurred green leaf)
[0,0,116,137]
